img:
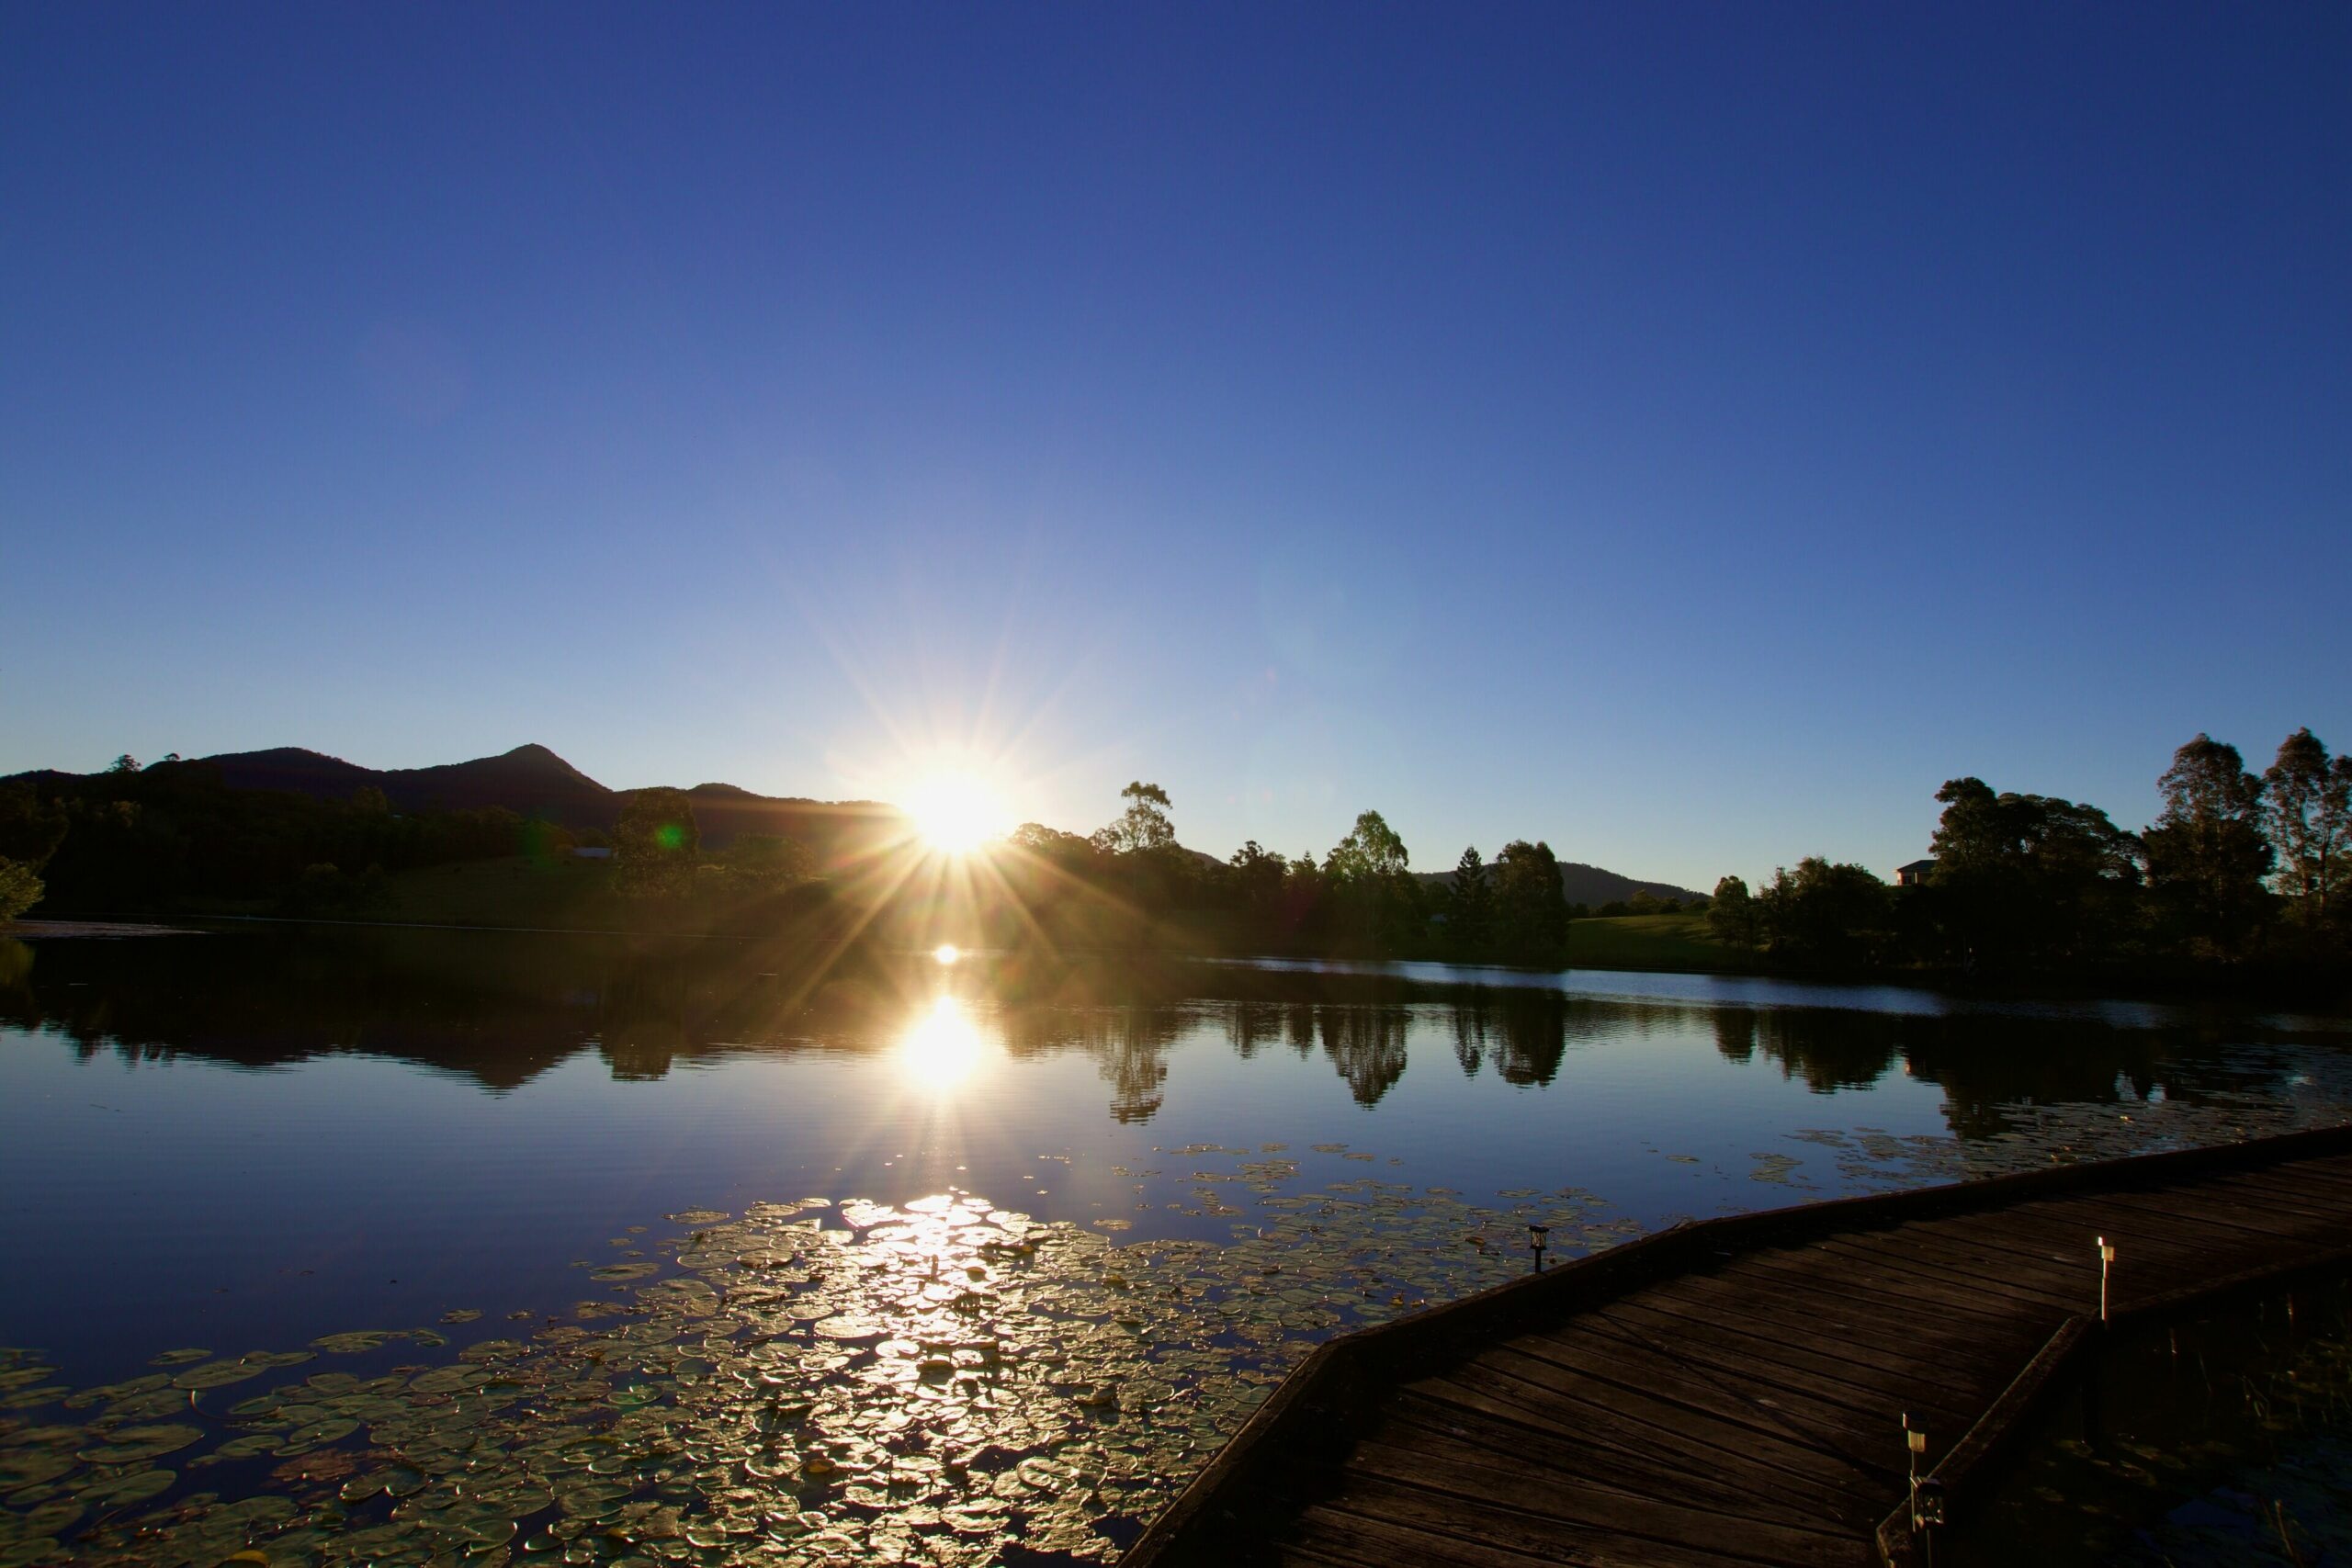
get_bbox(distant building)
[572,846,614,860]
[1895,858,1937,887]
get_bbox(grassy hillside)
[1564,912,1764,973]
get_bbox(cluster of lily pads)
[1777,1059,2352,1200]
[0,1153,1634,1566]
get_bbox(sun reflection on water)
[899,994,986,1087]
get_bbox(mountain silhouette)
[13,744,1695,897]
[141,743,904,867]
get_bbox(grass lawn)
[1565,912,1764,973]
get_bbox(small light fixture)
[1527,1223,1550,1273]
[1903,1414,1937,1532]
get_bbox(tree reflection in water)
[0,928,2343,1143]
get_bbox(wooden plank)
[1595,1298,1991,1413]
[1393,1372,1836,1509]
[1448,1352,1894,1496]
[1343,1438,1868,1568]
[1378,1399,1845,1533]
[2175,1170,2352,1222]
[1635,1268,2025,1374]
[1758,1241,2088,1325]
[1708,1250,2049,1333]
[1411,1360,1885,1515]
[1804,1233,2092,1310]
[1923,1204,2221,1274]
[2021,1183,2334,1236]
[1280,1502,1575,1568]
[1565,1312,1979,1430]
[1611,1271,2021,1376]
[2090,1188,2341,1243]
[1490,1331,1933,1467]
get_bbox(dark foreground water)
[2,926,2348,1565]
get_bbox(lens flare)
[898,995,984,1087]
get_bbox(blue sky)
[6,3,2347,891]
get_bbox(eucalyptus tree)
[2142,735,2272,956]
[2262,728,2352,928]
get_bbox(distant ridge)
[1415,859,1706,908]
[206,743,612,824]
[11,744,1699,898]
[17,744,906,871]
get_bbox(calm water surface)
[2,927,2348,1564]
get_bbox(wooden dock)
[1124,1123,2352,1568]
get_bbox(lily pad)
[74,1424,203,1464]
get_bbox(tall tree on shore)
[1490,840,1568,964]
[1091,782,1175,856]
[1325,810,1409,882]
[1756,858,1891,967]
[1925,777,2143,966]
[2262,728,2352,928]
[614,787,700,900]
[1447,846,1491,955]
[2142,735,2272,956]
[1324,810,1418,953]
[1707,875,1758,947]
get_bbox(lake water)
[3,926,2349,1565]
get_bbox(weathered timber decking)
[1124,1123,2352,1568]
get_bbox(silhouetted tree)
[1227,840,1288,945]
[1924,777,2143,968]
[108,754,140,774]
[1323,810,1419,953]
[1091,781,1175,856]
[2143,735,2272,958]
[2263,728,2352,929]
[1446,846,1490,956]
[1489,840,1568,964]
[1707,875,1758,946]
[614,787,700,900]
[1757,858,1890,967]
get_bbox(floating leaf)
[307,1332,392,1356]
[74,1425,202,1464]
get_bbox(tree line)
[978,782,1583,964]
[9,729,2345,993]
[1702,728,2350,978]
[0,761,824,925]
[0,755,590,919]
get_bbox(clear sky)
[6,4,2347,892]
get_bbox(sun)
[902,768,1005,857]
